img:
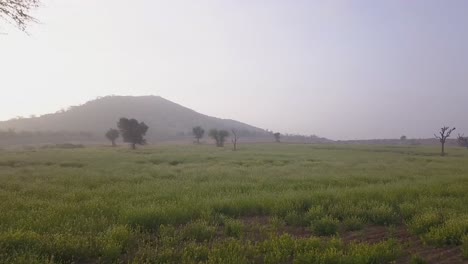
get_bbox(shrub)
[259,234,295,264]
[408,212,443,235]
[410,255,428,264]
[305,205,325,222]
[284,211,308,227]
[311,216,340,236]
[343,216,365,231]
[182,220,216,242]
[366,204,398,225]
[423,217,468,246]
[208,239,251,264]
[182,242,210,263]
[224,219,244,238]
[462,235,468,259]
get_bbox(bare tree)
[231,129,239,151]
[0,0,40,31]
[434,126,456,156]
[457,134,468,149]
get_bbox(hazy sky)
[1,0,467,140]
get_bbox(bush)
[423,217,468,246]
[182,242,210,263]
[311,216,340,236]
[182,220,216,242]
[366,204,398,225]
[408,212,443,235]
[410,255,428,264]
[343,216,365,231]
[305,205,325,222]
[259,234,295,264]
[224,219,244,238]
[208,239,251,264]
[462,235,468,259]
[284,211,308,227]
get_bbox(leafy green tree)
[192,126,205,144]
[209,129,229,147]
[400,135,407,141]
[117,118,149,149]
[0,0,40,31]
[105,128,119,147]
[434,126,455,156]
[273,132,281,143]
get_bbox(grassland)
[0,144,467,263]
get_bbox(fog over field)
[2,2,468,263]
[1,0,468,140]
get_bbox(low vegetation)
[0,144,467,263]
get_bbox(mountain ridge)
[0,95,267,141]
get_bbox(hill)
[0,95,267,144]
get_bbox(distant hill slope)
[0,96,267,141]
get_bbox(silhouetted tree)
[209,129,229,147]
[273,132,281,143]
[0,0,40,31]
[192,126,205,144]
[105,128,119,147]
[231,129,239,151]
[117,118,149,149]
[457,134,468,149]
[400,135,407,141]
[434,126,455,156]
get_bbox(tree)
[400,135,407,141]
[0,0,40,31]
[117,118,149,149]
[209,129,229,147]
[231,129,239,151]
[105,128,119,147]
[434,126,455,156]
[192,126,205,144]
[273,132,281,143]
[457,134,468,149]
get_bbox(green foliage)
[182,220,216,242]
[105,128,119,146]
[192,126,205,143]
[311,216,340,236]
[343,216,365,231]
[462,235,468,259]
[117,117,149,149]
[207,239,252,264]
[208,129,229,147]
[0,144,467,262]
[259,234,295,264]
[224,219,244,238]
[284,211,308,227]
[423,216,468,245]
[408,212,443,235]
[410,255,428,264]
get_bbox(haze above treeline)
[1,1,467,139]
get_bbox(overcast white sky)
[1,0,467,140]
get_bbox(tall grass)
[0,144,467,263]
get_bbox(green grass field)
[1,144,467,263]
